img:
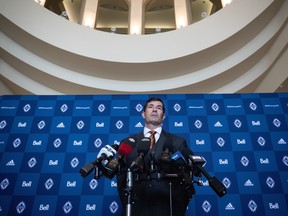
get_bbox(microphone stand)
[126,168,133,216]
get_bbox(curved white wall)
[0,0,287,95]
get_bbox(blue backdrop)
[0,93,287,215]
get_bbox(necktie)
[149,131,156,149]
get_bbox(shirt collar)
[144,127,162,136]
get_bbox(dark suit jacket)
[116,130,195,216]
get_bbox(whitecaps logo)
[249,102,257,111]
[109,201,119,214]
[116,120,124,129]
[0,120,7,129]
[70,157,79,168]
[211,103,219,112]
[217,137,225,147]
[282,155,288,166]
[248,200,257,212]
[257,136,266,147]
[63,201,73,214]
[241,156,249,167]
[38,120,46,130]
[234,119,242,128]
[28,157,37,168]
[23,104,31,112]
[94,138,102,148]
[77,120,85,130]
[89,179,98,190]
[222,177,231,189]
[194,120,203,129]
[16,201,26,214]
[61,104,68,113]
[174,103,181,112]
[98,104,105,112]
[45,178,54,190]
[135,103,143,112]
[266,177,275,188]
[13,138,21,148]
[0,178,9,190]
[53,138,62,148]
[202,200,211,213]
[273,118,281,127]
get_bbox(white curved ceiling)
[0,0,287,95]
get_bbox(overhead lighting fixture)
[155,27,161,33]
[221,0,233,7]
[111,27,117,33]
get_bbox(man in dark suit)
[116,97,195,216]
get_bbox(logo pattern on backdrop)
[0,93,287,215]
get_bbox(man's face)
[142,100,165,126]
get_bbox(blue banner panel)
[0,93,287,215]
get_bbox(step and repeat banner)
[0,93,287,215]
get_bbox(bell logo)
[252,121,260,126]
[219,159,229,165]
[49,160,58,166]
[96,122,104,127]
[111,181,117,187]
[174,122,183,127]
[196,140,205,145]
[73,140,82,146]
[39,204,50,211]
[260,158,269,164]
[237,139,246,145]
[269,203,279,209]
[22,181,32,187]
[86,204,96,211]
[18,122,27,127]
[32,140,42,146]
[67,181,76,187]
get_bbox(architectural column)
[79,0,99,28]
[127,0,149,35]
[174,0,192,29]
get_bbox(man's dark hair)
[143,97,165,113]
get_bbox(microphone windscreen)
[118,137,135,157]
[136,137,150,155]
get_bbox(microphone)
[79,143,119,178]
[181,148,227,198]
[130,137,151,172]
[102,137,135,179]
[158,141,174,173]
